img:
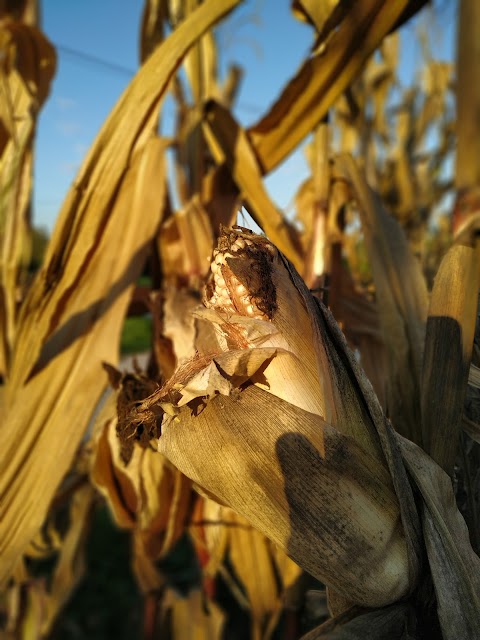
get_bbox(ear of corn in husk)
[131,227,421,608]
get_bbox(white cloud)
[56,120,81,136]
[55,96,77,111]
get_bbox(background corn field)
[0,0,479,638]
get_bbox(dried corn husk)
[132,228,421,608]
[399,435,480,640]
[159,386,410,609]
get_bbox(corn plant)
[0,0,479,638]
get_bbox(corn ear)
[132,228,422,608]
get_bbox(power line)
[54,42,263,115]
[55,43,136,78]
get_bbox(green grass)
[120,315,152,354]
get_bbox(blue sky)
[34,0,457,232]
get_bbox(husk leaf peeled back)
[130,227,421,608]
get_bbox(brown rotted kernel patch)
[225,248,277,319]
[213,227,277,319]
[248,249,277,319]
[111,368,161,464]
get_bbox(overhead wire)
[53,42,263,115]
[55,43,135,78]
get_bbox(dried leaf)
[291,0,344,51]
[91,415,138,529]
[140,0,167,62]
[188,496,229,589]
[159,196,214,282]
[201,163,240,232]
[3,480,95,637]
[399,435,480,640]
[161,588,225,639]
[42,484,96,635]
[463,416,480,445]
[202,101,303,270]
[0,0,39,23]
[161,286,201,366]
[269,543,302,593]
[469,363,480,389]
[248,0,424,174]
[455,0,480,192]
[0,19,55,376]
[421,244,479,472]
[225,510,279,637]
[91,407,192,561]
[0,0,241,585]
[301,602,415,639]
[336,154,429,444]
[0,138,166,585]
[184,12,217,105]
[302,122,330,287]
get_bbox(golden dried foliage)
[1,0,480,638]
[0,4,55,377]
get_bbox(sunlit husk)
[202,228,387,459]
[159,385,409,608]
[133,229,419,607]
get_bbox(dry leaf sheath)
[132,227,418,608]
